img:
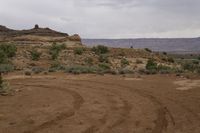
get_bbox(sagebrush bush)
[30,49,41,61]
[0,64,14,73]
[146,59,157,70]
[32,67,45,74]
[121,58,129,66]
[49,43,66,60]
[65,65,98,74]
[92,45,109,54]
[98,63,110,70]
[144,48,152,53]
[74,47,85,55]
[0,75,3,89]
[119,68,134,74]
[0,50,7,64]
[0,75,11,96]
[25,71,32,76]
[167,57,175,63]
[98,54,109,63]
[49,62,65,72]
[0,43,17,58]
[85,57,93,65]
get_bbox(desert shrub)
[0,64,14,73]
[0,75,12,96]
[32,67,45,74]
[49,62,65,72]
[146,59,157,70]
[121,58,129,66]
[192,60,199,65]
[157,65,172,74]
[0,75,3,88]
[65,65,98,74]
[144,48,152,53]
[49,43,66,60]
[119,68,134,74]
[30,49,41,61]
[0,43,17,58]
[85,57,93,65]
[98,63,110,70]
[167,57,175,63]
[24,71,32,76]
[136,59,143,64]
[92,45,109,54]
[74,47,85,55]
[98,54,109,63]
[0,50,7,64]
[163,52,167,55]
[182,62,195,72]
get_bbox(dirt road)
[0,74,200,133]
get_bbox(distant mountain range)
[83,38,200,54]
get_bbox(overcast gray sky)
[0,0,200,38]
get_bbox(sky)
[0,0,200,38]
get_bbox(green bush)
[0,43,17,58]
[146,59,157,70]
[144,48,152,53]
[32,67,45,74]
[74,47,85,55]
[157,65,172,74]
[0,75,11,96]
[163,52,167,55]
[98,63,110,70]
[25,71,32,76]
[49,43,66,60]
[85,57,93,65]
[119,68,134,74]
[49,62,65,72]
[0,50,7,64]
[0,75,3,89]
[167,57,175,63]
[30,49,41,61]
[98,54,109,63]
[65,65,98,74]
[0,64,14,73]
[121,58,129,66]
[92,45,109,54]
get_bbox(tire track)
[72,80,175,133]
[14,84,84,133]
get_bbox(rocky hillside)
[0,25,81,45]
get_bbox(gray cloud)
[0,0,200,38]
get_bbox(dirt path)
[0,74,200,133]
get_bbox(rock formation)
[0,25,81,45]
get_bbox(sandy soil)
[0,73,200,133]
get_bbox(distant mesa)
[0,24,81,44]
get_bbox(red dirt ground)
[0,73,200,133]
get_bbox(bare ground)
[0,73,200,133]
